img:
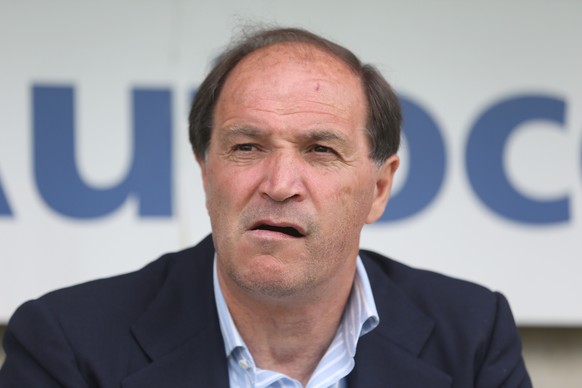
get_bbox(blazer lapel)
[119,240,452,387]
[122,236,229,388]
[121,329,229,388]
[347,252,452,387]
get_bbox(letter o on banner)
[465,95,570,224]
[379,96,447,222]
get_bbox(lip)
[248,219,307,238]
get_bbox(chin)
[236,264,314,299]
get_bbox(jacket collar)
[122,237,451,387]
[123,235,229,388]
[347,251,452,387]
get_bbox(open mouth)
[251,223,305,238]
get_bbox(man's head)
[189,27,401,165]
[191,27,401,302]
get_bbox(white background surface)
[1,0,581,324]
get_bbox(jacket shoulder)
[12,237,213,342]
[359,249,530,387]
[359,249,506,354]
[360,249,497,310]
[0,236,217,387]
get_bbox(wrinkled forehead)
[227,42,363,88]
[218,42,366,111]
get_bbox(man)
[0,27,531,387]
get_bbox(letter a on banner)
[33,85,173,218]
[0,176,12,216]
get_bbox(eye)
[233,143,257,152]
[311,145,336,154]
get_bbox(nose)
[260,151,306,203]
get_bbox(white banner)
[1,0,581,325]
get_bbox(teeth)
[255,224,303,237]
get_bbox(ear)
[365,154,400,224]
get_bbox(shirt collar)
[213,255,379,359]
[213,256,245,357]
[343,256,380,356]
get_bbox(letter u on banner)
[33,85,173,218]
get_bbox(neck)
[218,263,356,385]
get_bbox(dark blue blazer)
[0,235,531,387]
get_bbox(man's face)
[198,43,399,300]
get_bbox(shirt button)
[238,358,250,369]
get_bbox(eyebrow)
[220,126,349,147]
[220,126,265,140]
[305,130,348,146]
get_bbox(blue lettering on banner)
[0,86,572,224]
[379,97,446,221]
[0,177,12,216]
[465,95,570,224]
[33,85,173,218]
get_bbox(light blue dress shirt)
[213,256,379,388]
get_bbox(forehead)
[215,42,367,127]
[231,42,359,78]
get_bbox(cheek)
[203,165,231,218]
[330,174,376,222]
[204,163,260,212]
